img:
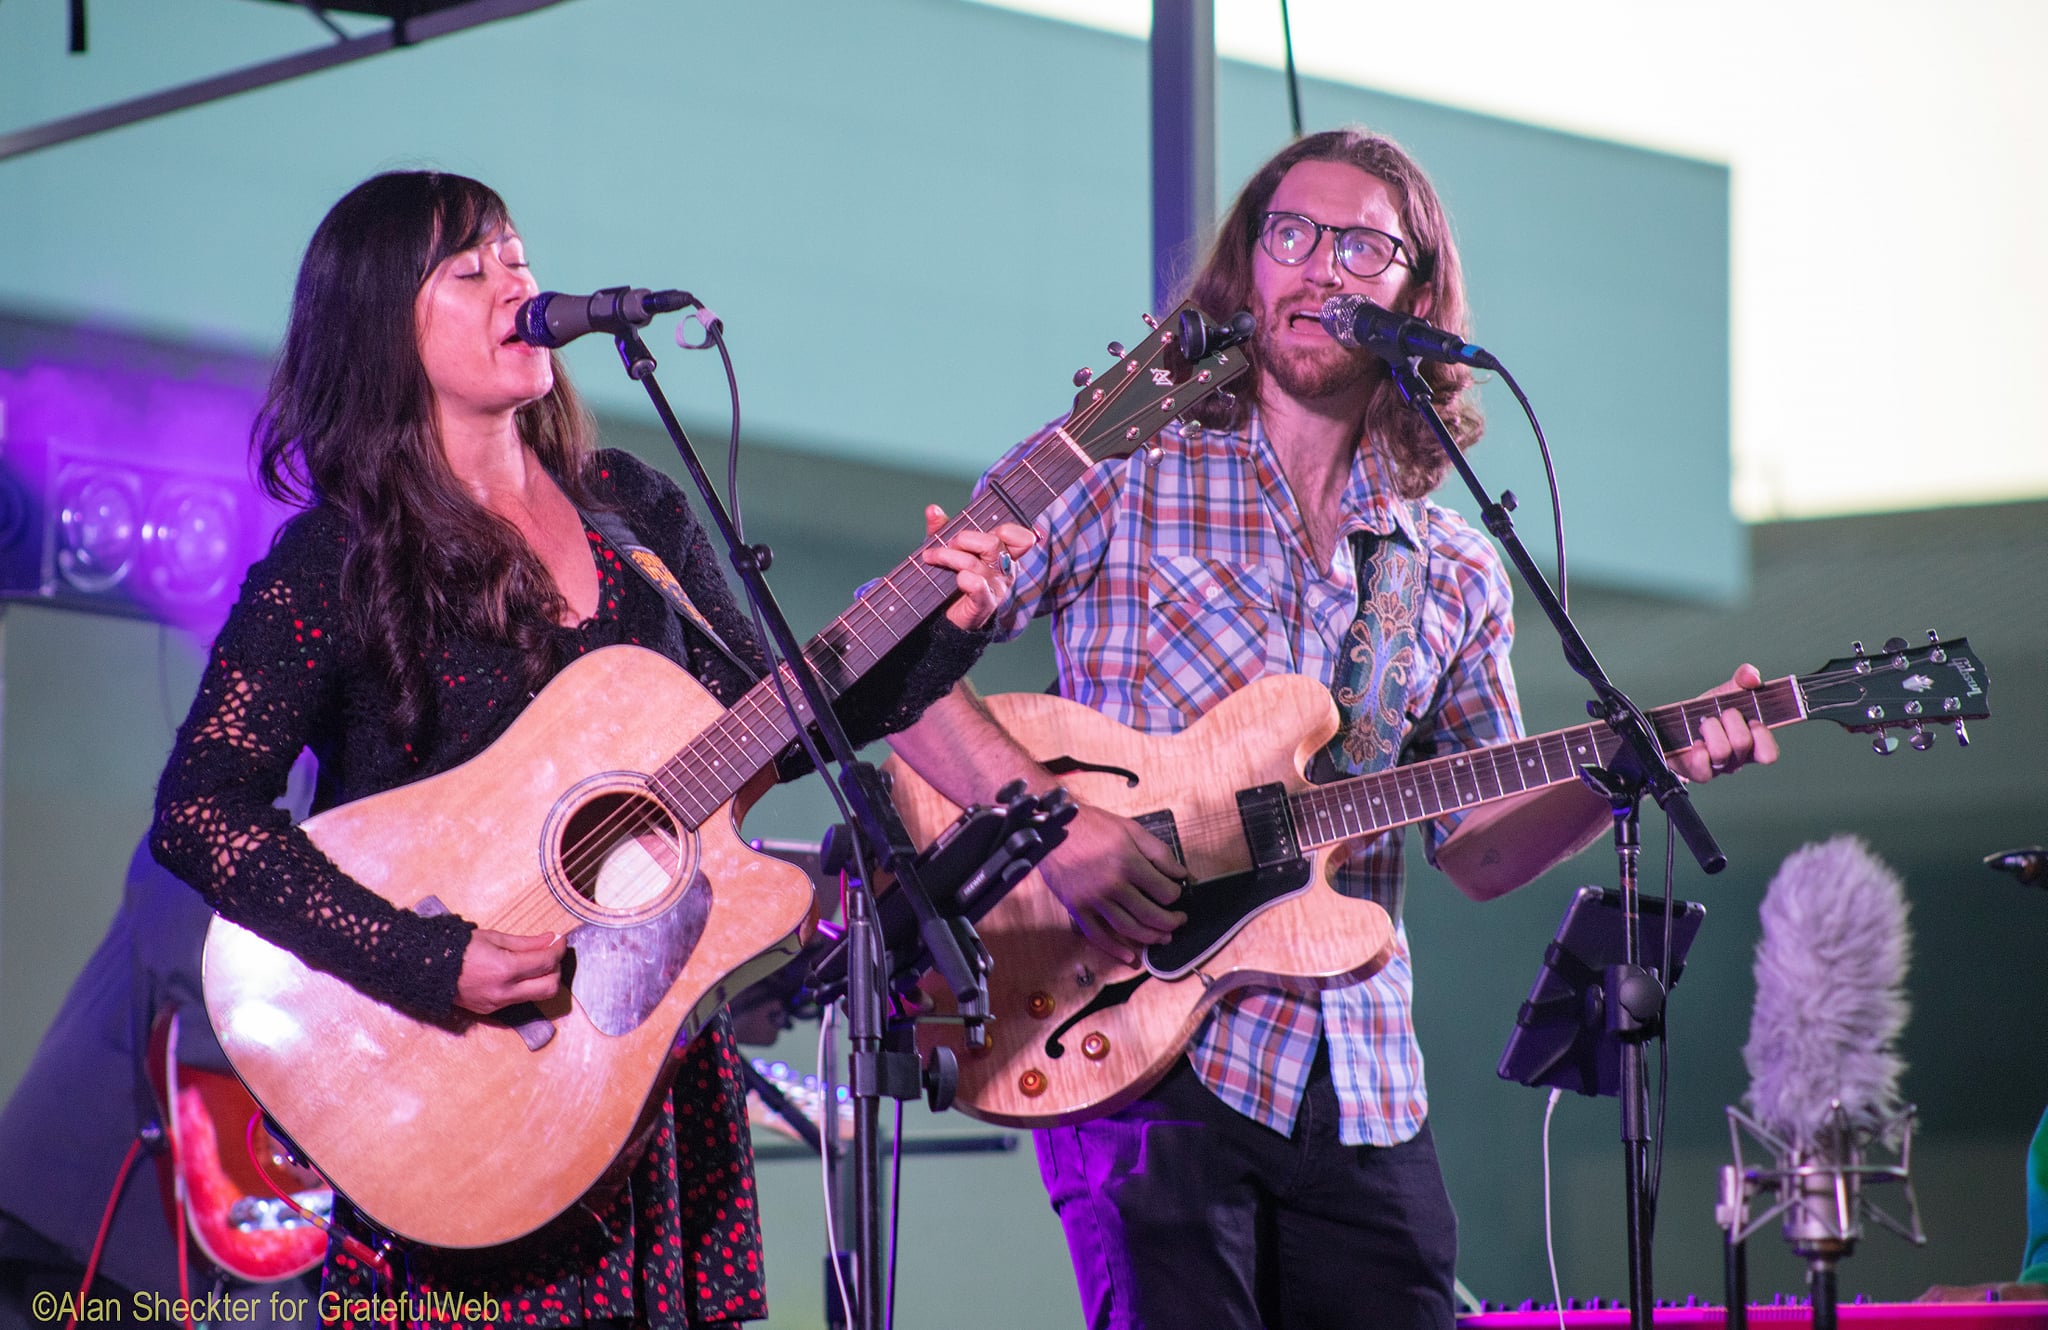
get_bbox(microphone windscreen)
[1742,834,1911,1150]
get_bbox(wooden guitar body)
[203,644,814,1250]
[887,637,1991,1130]
[888,674,1396,1128]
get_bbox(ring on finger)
[998,549,1014,576]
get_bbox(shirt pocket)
[1143,555,1282,724]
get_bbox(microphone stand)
[1381,355,1726,1330]
[606,323,995,1330]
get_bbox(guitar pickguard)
[567,870,714,1037]
[1145,857,1313,980]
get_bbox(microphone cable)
[1489,360,1571,613]
[1541,1086,1567,1330]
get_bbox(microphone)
[511,287,696,349]
[1984,845,2047,886]
[1319,294,1499,370]
[1721,835,1921,1327]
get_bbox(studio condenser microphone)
[1719,834,1922,1330]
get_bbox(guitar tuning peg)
[1107,341,1127,359]
[1140,313,1159,330]
[1850,640,1871,674]
[1873,734,1899,756]
[1926,629,1941,642]
[1072,367,1094,387]
[1909,723,1933,752]
[1954,719,1971,747]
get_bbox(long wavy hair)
[1185,128,1483,499]
[254,171,603,744]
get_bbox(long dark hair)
[254,171,602,743]
[1185,128,1483,499]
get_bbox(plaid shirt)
[986,408,1524,1146]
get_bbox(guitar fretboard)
[646,428,1099,828]
[1287,678,1809,849]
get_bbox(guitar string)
[1095,678,1810,896]
[533,365,1146,896]
[497,643,1956,930]
[448,372,1154,936]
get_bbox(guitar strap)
[1311,501,1428,921]
[577,505,763,685]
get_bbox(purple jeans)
[1034,1049,1457,1330]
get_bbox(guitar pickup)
[1144,786,1311,981]
[1236,784,1300,869]
[1134,810,1184,867]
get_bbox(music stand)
[1498,886,1704,1098]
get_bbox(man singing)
[888,127,1775,1330]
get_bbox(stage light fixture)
[54,460,142,595]
[142,480,243,608]
[0,439,261,630]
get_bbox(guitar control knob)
[1027,992,1055,1019]
[1081,1033,1111,1061]
[1019,1069,1048,1097]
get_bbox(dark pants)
[1035,1049,1457,1330]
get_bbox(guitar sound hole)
[558,792,685,913]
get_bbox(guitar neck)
[648,430,1096,827]
[1288,676,1810,850]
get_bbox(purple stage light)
[0,337,288,635]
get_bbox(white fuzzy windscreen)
[1741,834,1912,1149]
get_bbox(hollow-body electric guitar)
[885,637,1989,1128]
[200,305,1252,1248]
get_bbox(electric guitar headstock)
[1060,304,1256,466]
[1795,633,1990,754]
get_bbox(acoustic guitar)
[884,637,1990,1127]
[200,304,1252,1248]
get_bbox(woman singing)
[151,170,1029,1328]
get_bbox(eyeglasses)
[1257,211,1414,280]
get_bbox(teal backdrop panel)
[1,0,1736,599]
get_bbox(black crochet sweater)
[150,450,985,1327]
[153,449,983,1019]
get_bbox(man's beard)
[1254,305,1377,404]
